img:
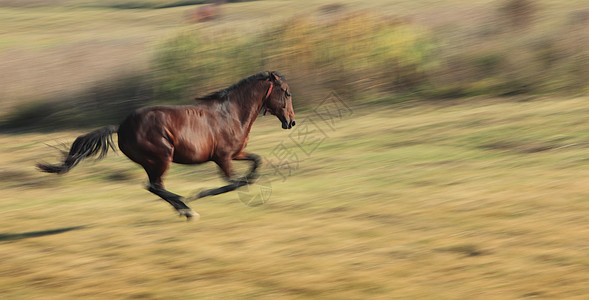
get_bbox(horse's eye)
[285,91,291,98]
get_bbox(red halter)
[262,81,274,116]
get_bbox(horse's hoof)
[177,209,200,221]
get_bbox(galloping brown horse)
[37,71,295,220]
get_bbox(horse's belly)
[172,155,208,164]
[171,133,214,164]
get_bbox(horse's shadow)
[0,226,87,242]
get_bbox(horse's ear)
[269,71,282,83]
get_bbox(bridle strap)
[262,81,274,116]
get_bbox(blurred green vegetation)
[153,12,437,104]
[1,0,589,131]
[151,0,589,105]
[2,73,152,131]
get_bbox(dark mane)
[195,71,285,102]
[196,72,269,101]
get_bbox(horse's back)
[118,105,215,165]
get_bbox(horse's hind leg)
[144,162,198,220]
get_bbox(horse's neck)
[231,83,267,133]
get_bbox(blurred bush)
[153,4,589,104]
[2,73,152,131]
[499,0,536,29]
[3,2,589,131]
[424,0,589,98]
[153,12,436,105]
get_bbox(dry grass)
[1,96,588,299]
[1,2,589,298]
[0,5,194,111]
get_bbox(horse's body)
[38,71,295,220]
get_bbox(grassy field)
[1,96,589,299]
[1,0,589,299]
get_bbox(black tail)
[37,125,119,174]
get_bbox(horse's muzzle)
[282,119,296,129]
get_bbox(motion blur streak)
[1,1,588,299]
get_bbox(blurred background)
[1,0,589,299]
[2,0,588,129]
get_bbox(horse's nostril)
[291,120,296,126]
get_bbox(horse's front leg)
[192,152,260,199]
[233,152,261,181]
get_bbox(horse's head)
[264,71,296,129]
